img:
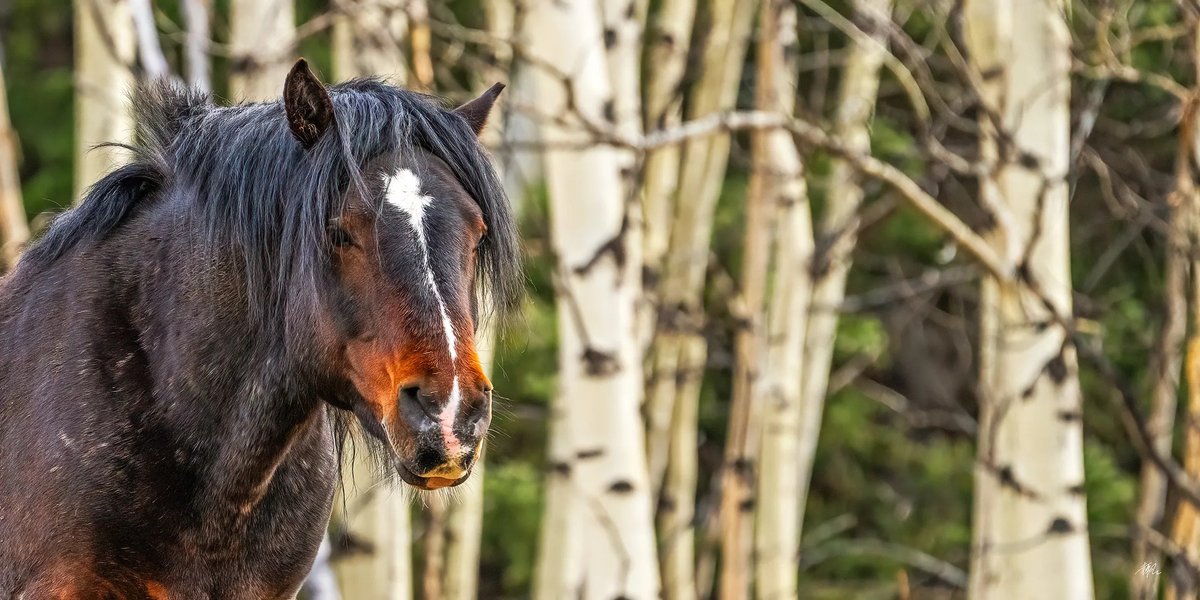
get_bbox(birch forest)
[13,0,1200,598]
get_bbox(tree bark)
[694,3,761,597]
[642,0,696,513]
[0,59,27,272]
[1165,26,1200,599]
[330,460,414,600]
[965,1,1094,598]
[526,0,660,596]
[129,0,168,80]
[229,0,295,101]
[751,3,814,598]
[795,0,891,566]
[406,0,433,91]
[332,0,409,84]
[321,9,415,599]
[1140,19,1200,600]
[74,0,135,200]
[182,0,211,93]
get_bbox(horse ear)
[454,83,505,136]
[284,59,334,149]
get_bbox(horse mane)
[22,78,521,329]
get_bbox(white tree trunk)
[332,0,409,84]
[794,0,891,569]
[526,0,660,597]
[129,0,168,80]
[331,460,413,600]
[0,59,28,272]
[74,0,135,199]
[965,1,1093,597]
[229,0,295,101]
[182,0,211,93]
[751,3,813,598]
[642,0,696,507]
[323,9,414,598]
[406,0,433,90]
[663,3,756,598]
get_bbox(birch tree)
[795,0,891,565]
[0,59,27,271]
[1164,97,1200,600]
[129,0,168,80]
[324,10,413,598]
[700,4,766,596]
[750,2,814,597]
[526,0,659,596]
[332,0,409,84]
[182,0,211,93]
[229,0,295,101]
[438,1,531,593]
[330,465,413,600]
[965,0,1093,597]
[74,0,135,199]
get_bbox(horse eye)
[329,227,354,248]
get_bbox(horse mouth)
[395,461,470,490]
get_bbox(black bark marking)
[574,213,630,276]
[1047,517,1073,534]
[577,448,605,460]
[550,461,571,476]
[1017,151,1041,170]
[1044,353,1068,384]
[980,65,1004,81]
[1058,410,1082,422]
[996,464,1039,498]
[608,480,634,493]
[582,347,620,376]
[603,28,618,49]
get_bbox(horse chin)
[394,460,471,490]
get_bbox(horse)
[0,59,520,598]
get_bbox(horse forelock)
[21,78,522,337]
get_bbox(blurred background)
[2,0,1199,598]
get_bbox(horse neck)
[124,215,334,517]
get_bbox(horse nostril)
[398,385,438,427]
[464,397,490,432]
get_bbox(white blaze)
[386,168,463,454]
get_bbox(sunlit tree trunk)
[0,60,27,272]
[527,0,659,597]
[1165,28,1200,600]
[129,0,168,79]
[794,0,891,569]
[1170,331,1200,600]
[330,464,413,600]
[321,12,414,599]
[751,3,813,598]
[687,2,760,597]
[1142,22,1200,600]
[182,0,211,93]
[406,0,433,90]
[332,0,409,84]
[641,4,697,549]
[439,2,525,591]
[74,0,135,199]
[229,0,295,101]
[965,1,1093,598]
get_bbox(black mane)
[23,79,520,328]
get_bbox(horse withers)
[0,60,519,598]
